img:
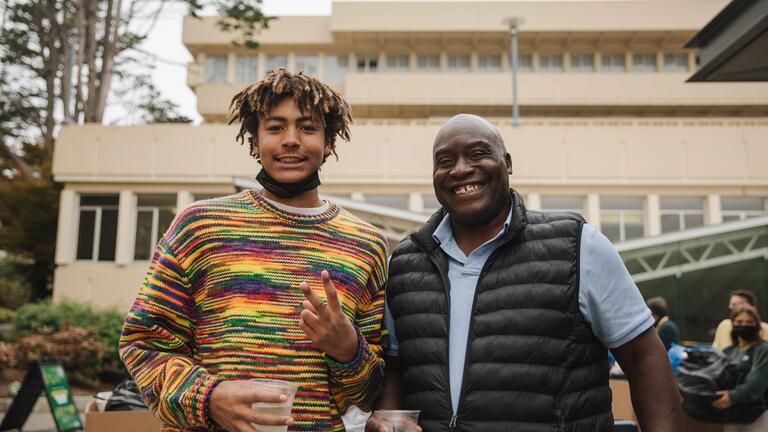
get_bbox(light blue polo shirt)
[383,210,654,412]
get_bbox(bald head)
[434,114,505,154]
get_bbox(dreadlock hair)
[228,68,352,162]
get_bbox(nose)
[281,125,300,147]
[450,156,473,177]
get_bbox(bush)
[0,341,15,373]
[12,301,128,384]
[15,325,107,387]
[0,307,16,324]
[0,277,30,310]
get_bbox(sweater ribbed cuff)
[185,373,224,429]
[325,328,367,373]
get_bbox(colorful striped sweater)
[119,191,388,431]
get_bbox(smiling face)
[254,97,330,184]
[432,115,513,226]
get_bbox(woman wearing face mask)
[712,304,768,431]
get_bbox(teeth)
[455,184,481,195]
[279,157,302,163]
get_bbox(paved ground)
[0,395,90,432]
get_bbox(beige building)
[52,0,768,340]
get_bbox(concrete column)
[625,50,632,72]
[177,191,194,213]
[55,189,79,265]
[349,53,358,73]
[408,192,424,213]
[526,193,541,211]
[227,52,236,84]
[656,51,663,72]
[409,52,417,72]
[532,53,540,72]
[563,52,571,73]
[645,193,661,236]
[287,52,296,73]
[594,50,602,72]
[115,190,137,266]
[501,52,510,72]
[706,193,723,225]
[439,52,448,72]
[470,52,478,72]
[257,52,266,77]
[585,193,601,228]
[317,52,325,80]
[688,51,696,72]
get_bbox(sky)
[107,0,618,125]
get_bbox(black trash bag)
[105,379,150,411]
[677,349,765,424]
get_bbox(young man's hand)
[208,380,293,432]
[365,414,422,432]
[299,270,359,363]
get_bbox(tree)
[0,0,271,301]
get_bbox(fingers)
[242,387,288,405]
[320,270,341,313]
[300,281,326,314]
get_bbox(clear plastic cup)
[372,409,421,432]
[250,378,299,432]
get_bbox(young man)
[370,114,680,432]
[120,69,388,432]
[712,290,768,350]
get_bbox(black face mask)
[255,169,321,199]
[732,325,760,341]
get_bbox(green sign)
[0,358,83,432]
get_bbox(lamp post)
[503,16,525,126]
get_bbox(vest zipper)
[449,414,458,429]
[559,415,566,431]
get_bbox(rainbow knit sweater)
[119,191,388,431]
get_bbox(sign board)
[0,357,83,431]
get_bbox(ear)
[505,153,513,175]
[250,137,260,158]
[324,139,332,158]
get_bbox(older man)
[371,114,680,432]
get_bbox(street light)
[503,16,525,126]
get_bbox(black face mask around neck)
[255,169,321,199]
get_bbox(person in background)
[712,290,768,350]
[647,296,680,351]
[712,304,768,432]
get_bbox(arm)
[119,241,221,428]
[612,328,681,432]
[728,345,768,405]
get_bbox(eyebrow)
[263,115,317,123]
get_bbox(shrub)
[0,307,16,324]
[0,277,30,310]
[15,325,107,387]
[12,301,129,384]
[0,341,15,373]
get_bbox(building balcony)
[193,72,768,121]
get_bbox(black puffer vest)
[387,189,612,432]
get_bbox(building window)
[235,55,258,84]
[512,54,533,72]
[134,195,176,261]
[365,195,409,210]
[447,54,470,72]
[663,53,689,72]
[541,196,585,214]
[204,55,227,83]
[721,197,767,222]
[386,54,410,72]
[632,53,657,72]
[76,194,119,261]
[265,54,288,72]
[539,54,564,73]
[416,54,440,72]
[356,54,378,73]
[660,197,704,233]
[325,55,347,85]
[477,54,501,72]
[601,53,625,72]
[570,53,594,72]
[600,197,644,243]
[295,54,319,76]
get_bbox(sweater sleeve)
[119,240,222,428]
[326,237,387,412]
[729,344,768,406]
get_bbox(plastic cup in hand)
[372,410,420,432]
[250,379,299,432]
